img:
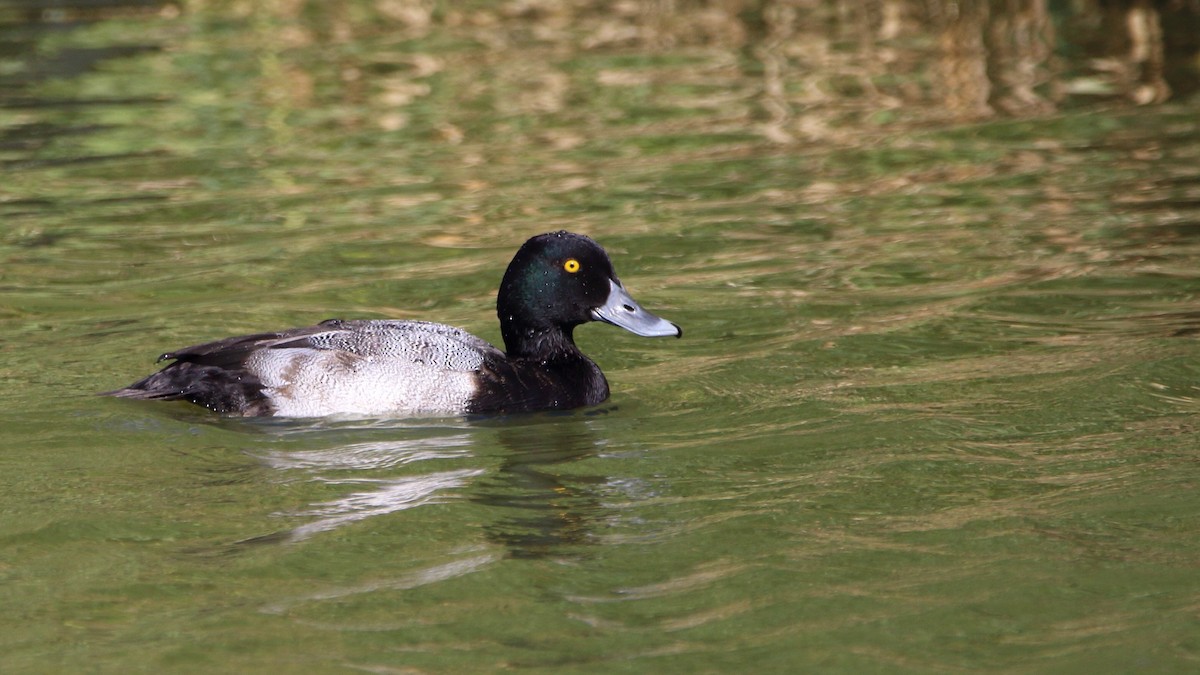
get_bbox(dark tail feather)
[100,362,271,415]
[100,385,176,400]
[101,363,199,400]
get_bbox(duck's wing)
[289,319,503,369]
[156,323,336,368]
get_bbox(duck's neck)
[501,321,582,361]
[497,322,609,410]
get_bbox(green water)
[3,2,1199,672]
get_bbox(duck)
[104,231,681,417]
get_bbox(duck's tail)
[100,361,270,415]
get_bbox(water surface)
[2,2,1199,672]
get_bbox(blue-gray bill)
[590,279,682,338]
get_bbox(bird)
[103,231,681,417]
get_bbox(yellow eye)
[563,258,581,273]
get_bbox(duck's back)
[109,319,503,417]
[292,319,496,370]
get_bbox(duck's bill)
[590,279,682,338]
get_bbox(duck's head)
[497,231,681,356]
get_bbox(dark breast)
[467,354,609,414]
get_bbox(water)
[3,1,1200,671]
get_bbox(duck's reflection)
[285,468,485,542]
[247,413,615,557]
[470,417,609,559]
[258,434,474,472]
[244,426,480,543]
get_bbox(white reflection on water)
[256,434,474,471]
[254,433,481,542]
[284,469,485,542]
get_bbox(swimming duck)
[105,231,681,417]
